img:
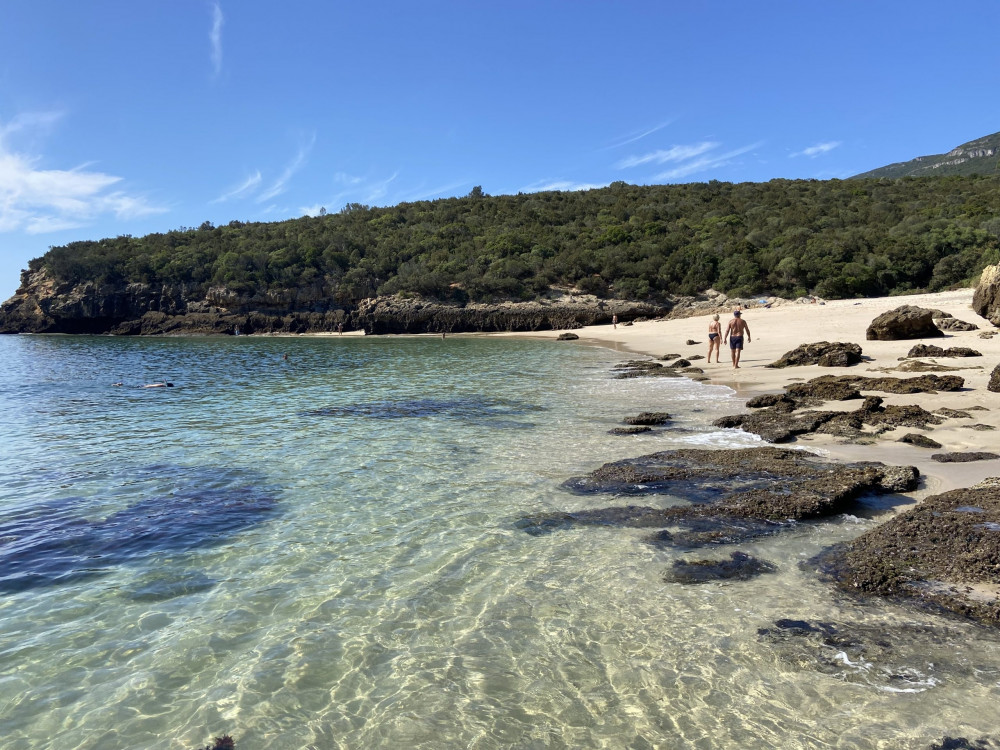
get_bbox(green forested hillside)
[30,176,1000,303]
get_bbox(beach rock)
[688,354,705,360]
[866,305,943,341]
[892,360,973,373]
[713,408,837,443]
[934,317,980,332]
[624,412,671,425]
[659,353,682,360]
[556,332,579,340]
[766,342,862,368]
[785,381,862,401]
[899,433,943,449]
[931,452,1000,463]
[980,331,997,339]
[907,344,982,358]
[803,373,964,394]
[966,424,996,431]
[936,408,972,419]
[989,363,1000,393]
[667,358,692,368]
[745,393,796,409]
[685,339,699,345]
[820,482,1000,626]
[663,551,777,584]
[973,263,1000,326]
[517,448,918,545]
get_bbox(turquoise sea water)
[0,334,998,750]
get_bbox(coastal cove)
[0,296,999,748]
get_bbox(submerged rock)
[663,551,777,584]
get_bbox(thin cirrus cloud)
[616,142,719,169]
[210,3,224,77]
[212,171,261,203]
[256,136,315,203]
[790,141,841,158]
[0,114,167,235]
[616,139,761,181]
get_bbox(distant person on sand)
[723,310,751,369]
[707,314,722,363]
[612,314,618,329]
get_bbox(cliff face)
[0,269,673,335]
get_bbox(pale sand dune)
[498,287,1000,496]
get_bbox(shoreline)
[494,287,1000,498]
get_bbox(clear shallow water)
[0,334,998,749]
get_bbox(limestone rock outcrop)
[973,264,1000,326]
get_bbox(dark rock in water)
[613,360,681,379]
[624,412,671,425]
[518,448,918,546]
[663,551,777,584]
[198,735,236,750]
[931,452,1000,463]
[899,433,943,449]
[929,737,995,750]
[667,358,692,368]
[767,341,862,368]
[907,344,982,358]
[609,426,653,435]
[0,466,279,594]
[557,332,579,340]
[866,305,944,341]
[819,481,1000,625]
[989,363,1000,393]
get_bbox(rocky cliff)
[0,268,677,335]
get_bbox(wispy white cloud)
[212,170,261,203]
[617,142,718,169]
[0,116,167,235]
[654,142,762,180]
[257,135,315,203]
[790,141,841,158]
[210,3,224,77]
[605,120,675,150]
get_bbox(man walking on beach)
[723,309,751,369]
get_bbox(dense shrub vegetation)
[29,176,1000,303]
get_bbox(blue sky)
[1,1,999,299]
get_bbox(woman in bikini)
[707,314,722,363]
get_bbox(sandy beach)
[500,287,1000,497]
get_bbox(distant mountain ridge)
[853,131,1000,179]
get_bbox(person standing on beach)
[723,310,751,369]
[707,314,722,363]
[612,314,618,329]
